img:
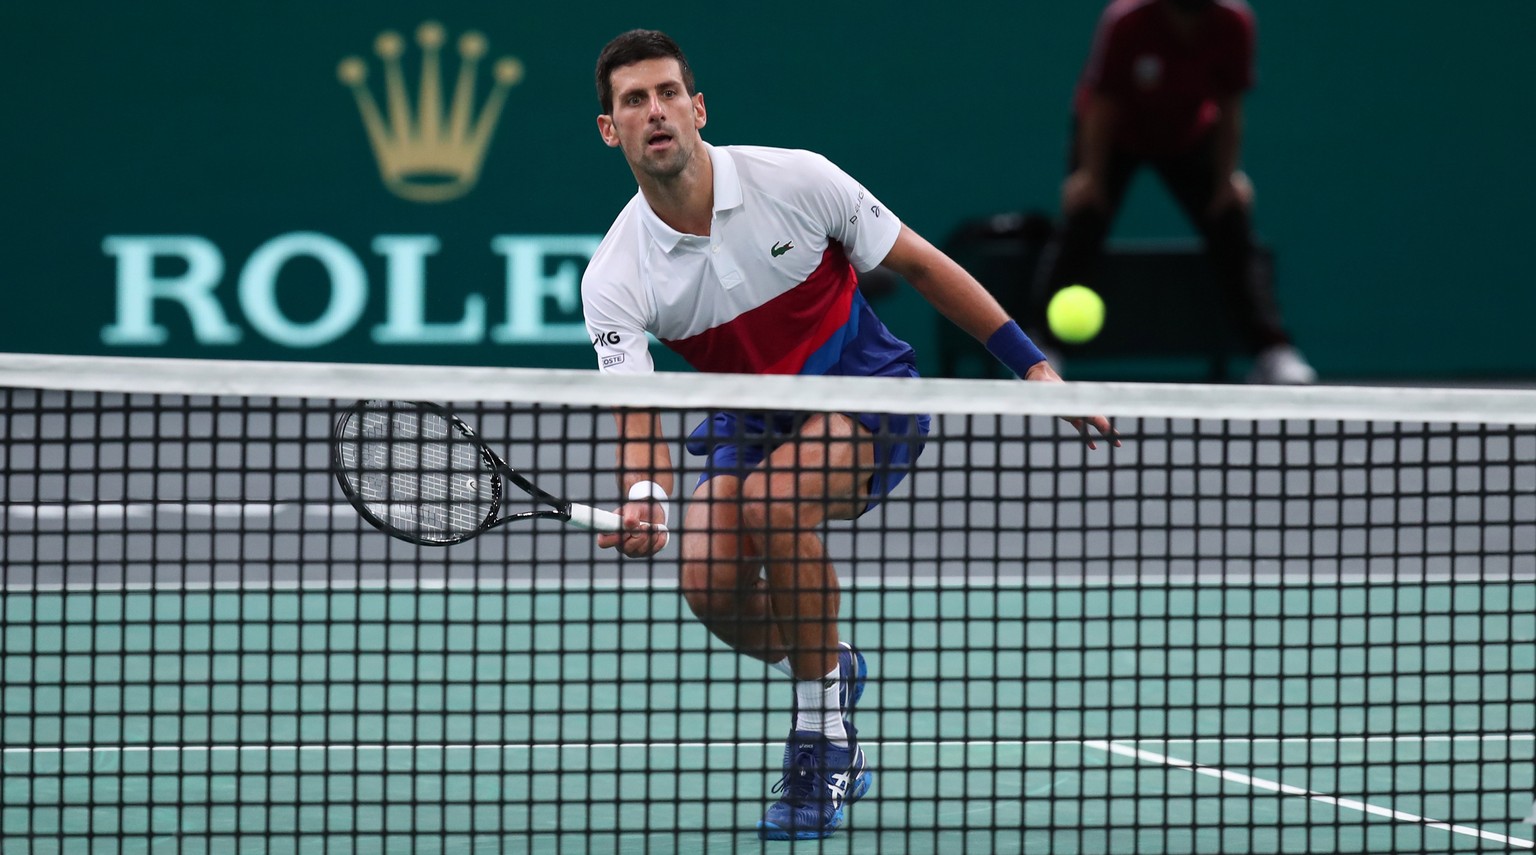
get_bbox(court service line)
[0,739,1114,757]
[6,734,1531,758]
[1085,739,1534,849]
[7,573,1531,594]
[6,502,351,522]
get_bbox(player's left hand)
[1025,361,1120,450]
[1207,171,1254,219]
[596,501,670,557]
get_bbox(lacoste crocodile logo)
[771,241,795,258]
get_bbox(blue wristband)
[985,320,1048,376]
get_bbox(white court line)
[6,734,1530,756]
[1086,739,1535,849]
[5,576,1533,592]
[6,733,1529,752]
[10,735,1531,842]
[5,572,1532,593]
[5,502,350,521]
[4,739,1040,756]
[6,503,1534,590]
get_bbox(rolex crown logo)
[338,22,523,203]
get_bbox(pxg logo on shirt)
[593,331,625,367]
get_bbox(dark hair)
[595,29,695,114]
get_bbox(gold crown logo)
[338,22,523,203]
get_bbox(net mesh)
[2,355,1534,855]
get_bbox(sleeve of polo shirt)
[581,277,654,375]
[1085,8,1134,99]
[797,153,903,272]
[1220,7,1258,94]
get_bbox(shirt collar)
[638,143,743,252]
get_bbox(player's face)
[597,58,706,180]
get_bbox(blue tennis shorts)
[685,408,931,515]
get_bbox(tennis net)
[2,353,1534,854]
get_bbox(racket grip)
[567,503,670,535]
[566,503,624,533]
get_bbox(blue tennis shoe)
[756,725,872,840]
[839,640,867,717]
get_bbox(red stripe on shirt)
[662,245,856,374]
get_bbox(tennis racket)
[332,399,634,546]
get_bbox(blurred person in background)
[1035,0,1316,384]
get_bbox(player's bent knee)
[678,561,742,619]
[739,469,831,534]
[680,588,734,621]
[737,493,805,540]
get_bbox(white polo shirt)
[581,144,915,377]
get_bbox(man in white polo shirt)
[582,29,1115,841]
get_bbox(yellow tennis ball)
[1047,284,1105,344]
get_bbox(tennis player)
[581,29,1116,841]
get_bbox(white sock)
[793,666,848,745]
[768,658,795,678]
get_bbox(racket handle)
[566,503,622,532]
[567,503,670,535]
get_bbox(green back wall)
[3,2,1531,379]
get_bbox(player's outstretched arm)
[1018,360,1116,449]
[879,225,1119,448]
[880,225,1009,342]
[600,409,674,556]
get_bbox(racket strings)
[337,403,499,541]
